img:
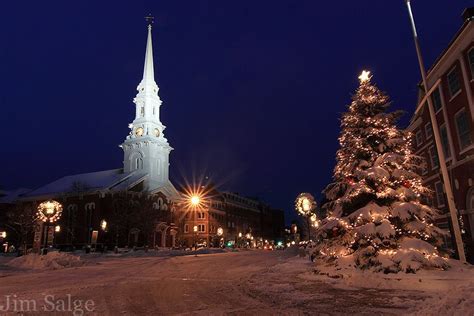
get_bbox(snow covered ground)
[0,248,472,315]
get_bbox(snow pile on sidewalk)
[6,252,84,270]
[409,282,474,316]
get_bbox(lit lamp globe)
[100,220,108,231]
[190,195,200,207]
[217,227,223,236]
[0,231,6,239]
[193,225,198,233]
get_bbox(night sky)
[0,1,471,223]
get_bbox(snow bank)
[310,255,473,291]
[409,282,474,316]
[6,252,84,270]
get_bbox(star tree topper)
[358,70,372,83]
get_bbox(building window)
[432,88,442,112]
[429,146,439,169]
[197,212,205,219]
[198,224,206,232]
[447,66,461,97]
[455,109,473,150]
[420,154,429,175]
[140,106,145,116]
[416,130,423,147]
[439,124,451,159]
[435,181,445,207]
[184,224,189,233]
[425,123,433,139]
[469,47,474,77]
[136,157,143,170]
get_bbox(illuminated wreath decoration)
[295,193,317,216]
[37,200,63,223]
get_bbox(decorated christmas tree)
[315,71,448,273]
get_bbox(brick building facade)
[407,8,474,262]
[179,191,285,248]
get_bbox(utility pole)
[405,0,466,262]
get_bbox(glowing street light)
[190,195,200,206]
[54,225,61,233]
[238,232,242,238]
[100,220,108,231]
[217,227,223,236]
[0,231,6,239]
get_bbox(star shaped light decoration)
[358,70,372,83]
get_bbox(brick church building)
[0,23,285,252]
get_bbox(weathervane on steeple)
[145,14,154,29]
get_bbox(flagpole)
[405,0,466,262]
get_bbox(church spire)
[142,24,155,85]
[122,16,173,191]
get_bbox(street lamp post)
[295,193,317,241]
[193,225,198,251]
[217,227,223,248]
[404,0,466,262]
[37,200,63,255]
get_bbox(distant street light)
[0,231,6,239]
[217,227,223,236]
[101,220,108,231]
[54,225,61,233]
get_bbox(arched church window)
[153,107,155,115]
[136,158,143,170]
[157,198,164,208]
[84,203,95,211]
[140,107,145,116]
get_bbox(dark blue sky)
[0,1,470,221]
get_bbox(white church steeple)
[121,21,174,192]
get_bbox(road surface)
[0,250,427,315]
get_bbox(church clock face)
[154,128,160,137]
[135,127,144,137]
